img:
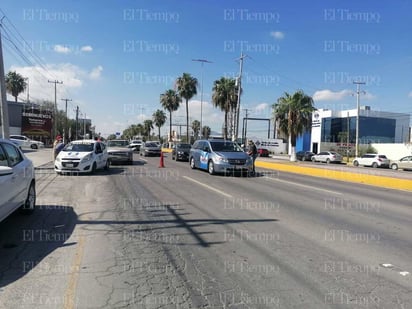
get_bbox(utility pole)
[0,20,10,139]
[242,108,249,146]
[353,81,365,157]
[61,98,72,143]
[75,106,79,140]
[48,80,63,139]
[234,52,247,141]
[192,58,212,139]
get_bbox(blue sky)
[1,0,411,138]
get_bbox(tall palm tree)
[143,119,154,139]
[160,89,181,142]
[272,90,315,161]
[5,71,27,102]
[191,120,200,140]
[211,77,238,139]
[152,109,167,142]
[175,73,198,142]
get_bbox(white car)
[311,151,343,164]
[0,139,36,222]
[352,154,390,168]
[128,139,143,152]
[54,139,109,174]
[9,135,44,149]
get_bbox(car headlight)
[56,156,61,162]
[81,153,92,163]
[215,156,228,163]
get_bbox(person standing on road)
[247,140,258,175]
[53,135,63,160]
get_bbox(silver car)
[390,156,412,171]
[311,151,343,164]
[107,140,134,164]
[0,139,36,222]
[189,139,253,176]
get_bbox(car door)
[94,142,104,168]
[0,143,25,217]
[199,142,210,170]
[399,156,412,170]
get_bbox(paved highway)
[0,150,410,308]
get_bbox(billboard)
[21,108,53,138]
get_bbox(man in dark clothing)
[247,140,258,174]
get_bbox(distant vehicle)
[140,141,161,157]
[311,151,343,164]
[9,135,44,149]
[54,139,109,174]
[257,148,269,157]
[296,151,315,161]
[0,138,36,222]
[353,154,390,168]
[171,143,191,161]
[189,139,253,176]
[107,140,134,165]
[390,156,412,171]
[128,140,143,152]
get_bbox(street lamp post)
[192,59,212,139]
[353,81,365,158]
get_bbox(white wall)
[371,143,412,160]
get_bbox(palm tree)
[143,119,154,139]
[191,120,200,140]
[160,89,181,143]
[211,77,238,139]
[175,73,198,142]
[5,71,27,102]
[272,90,315,161]
[152,109,167,142]
[202,126,211,139]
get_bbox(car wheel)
[104,160,110,170]
[391,163,398,170]
[208,160,215,175]
[301,157,305,161]
[30,144,38,149]
[372,162,378,168]
[326,158,330,164]
[190,157,196,169]
[353,160,359,167]
[20,181,36,214]
[311,157,316,162]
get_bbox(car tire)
[104,160,110,170]
[190,157,196,169]
[353,160,359,167]
[208,160,215,175]
[30,144,38,149]
[20,181,36,214]
[391,163,398,170]
[311,157,316,162]
[91,162,97,174]
[372,162,378,168]
[326,158,330,164]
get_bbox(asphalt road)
[0,150,411,308]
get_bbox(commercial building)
[310,106,410,155]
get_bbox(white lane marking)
[381,263,394,268]
[182,176,233,198]
[264,177,343,195]
[399,271,410,276]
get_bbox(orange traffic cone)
[159,151,165,168]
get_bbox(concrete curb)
[255,160,412,192]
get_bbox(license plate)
[66,163,73,167]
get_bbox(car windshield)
[177,144,191,149]
[108,140,129,147]
[210,141,242,152]
[64,142,94,152]
[145,143,159,147]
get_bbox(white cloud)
[270,31,285,40]
[81,45,93,52]
[54,45,71,54]
[313,89,352,101]
[254,103,270,114]
[89,65,103,80]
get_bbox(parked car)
[352,154,390,168]
[140,141,161,157]
[10,135,44,149]
[257,148,270,157]
[390,156,412,171]
[172,143,191,161]
[311,151,343,164]
[189,139,253,176]
[128,139,143,152]
[54,139,109,174]
[107,140,134,165]
[296,151,315,161]
[0,138,36,222]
